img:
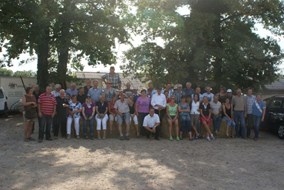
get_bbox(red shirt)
[38,93,57,116]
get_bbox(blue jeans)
[212,115,222,132]
[253,115,261,138]
[39,114,53,140]
[223,117,236,128]
[82,116,95,138]
[234,111,246,138]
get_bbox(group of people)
[22,67,266,143]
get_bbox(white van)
[0,87,8,115]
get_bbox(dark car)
[263,95,284,139]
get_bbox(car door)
[266,97,284,125]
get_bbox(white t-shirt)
[191,101,200,114]
[143,114,160,128]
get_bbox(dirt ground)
[0,114,283,190]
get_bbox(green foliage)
[0,68,13,76]
[124,0,284,90]
[13,70,36,77]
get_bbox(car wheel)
[278,125,284,139]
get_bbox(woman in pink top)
[135,89,151,136]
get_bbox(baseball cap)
[227,89,232,93]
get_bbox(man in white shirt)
[150,87,166,140]
[143,108,160,139]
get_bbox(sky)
[1,6,284,74]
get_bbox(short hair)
[25,87,32,94]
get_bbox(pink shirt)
[136,96,151,113]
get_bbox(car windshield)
[0,89,4,98]
[269,98,284,109]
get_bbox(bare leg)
[168,119,173,139]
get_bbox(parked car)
[0,87,8,116]
[263,95,284,139]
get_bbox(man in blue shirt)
[88,80,102,103]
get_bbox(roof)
[75,72,145,90]
[264,78,284,91]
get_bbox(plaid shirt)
[102,73,121,89]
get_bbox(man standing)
[245,88,255,138]
[173,84,184,104]
[210,95,222,134]
[202,86,214,102]
[151,86,166,140]
[183,82,194,102]
[232,89,246,138]
[88,80,102,103]
[123,82,134,97]
[51,84,61,97]
[143,107,160,139]
[84,79,92,95]
[53,89,68,138]
[38,86,57,142]
[114,93,133,140]
[102,66,121,89]
[66,82,78,97]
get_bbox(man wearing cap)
[151,86,167,140]
[114,92,133,140]
[102,66,121,89]
[226,89,233,103]
[88,80,102,103]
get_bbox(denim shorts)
[116,112,130,125]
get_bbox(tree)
[0,68,13,76]
[123,0,284,90]
[13,70,36,77]
[0,0,128,90]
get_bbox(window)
[269,99,283,109]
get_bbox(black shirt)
[199,103,211,116]
[96,101,108,114]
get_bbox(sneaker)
[179,136,183,140]
[210,134,215,140]
[176,136,180,141]
[206,136,211,141]
[169,136,173,141]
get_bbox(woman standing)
[67,95,82,139]
[178,96,192,140]
[191,94,201,138]
[135,89,151,136]
[96,95,108,139]
[199,96,214,141]
[222,98,236,137]
[22,87,37,141]
[166,96,179,141]
[252,94,266,141]
[82,96,96,139]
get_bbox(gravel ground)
[0,114,283,190]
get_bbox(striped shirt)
[38,93,57,116]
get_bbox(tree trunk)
[37,27,50,92]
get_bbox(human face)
[247,89,253,96]
[110,67,115,74]
[93,80,98,87]
[86,80,91,86]
[72,96,77,103]
[149,109,155,117]
[203,96,208,104]
[186,82,191,89]
[195,87,201,94]
[46,86,52,94]
[256,95,261,101]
